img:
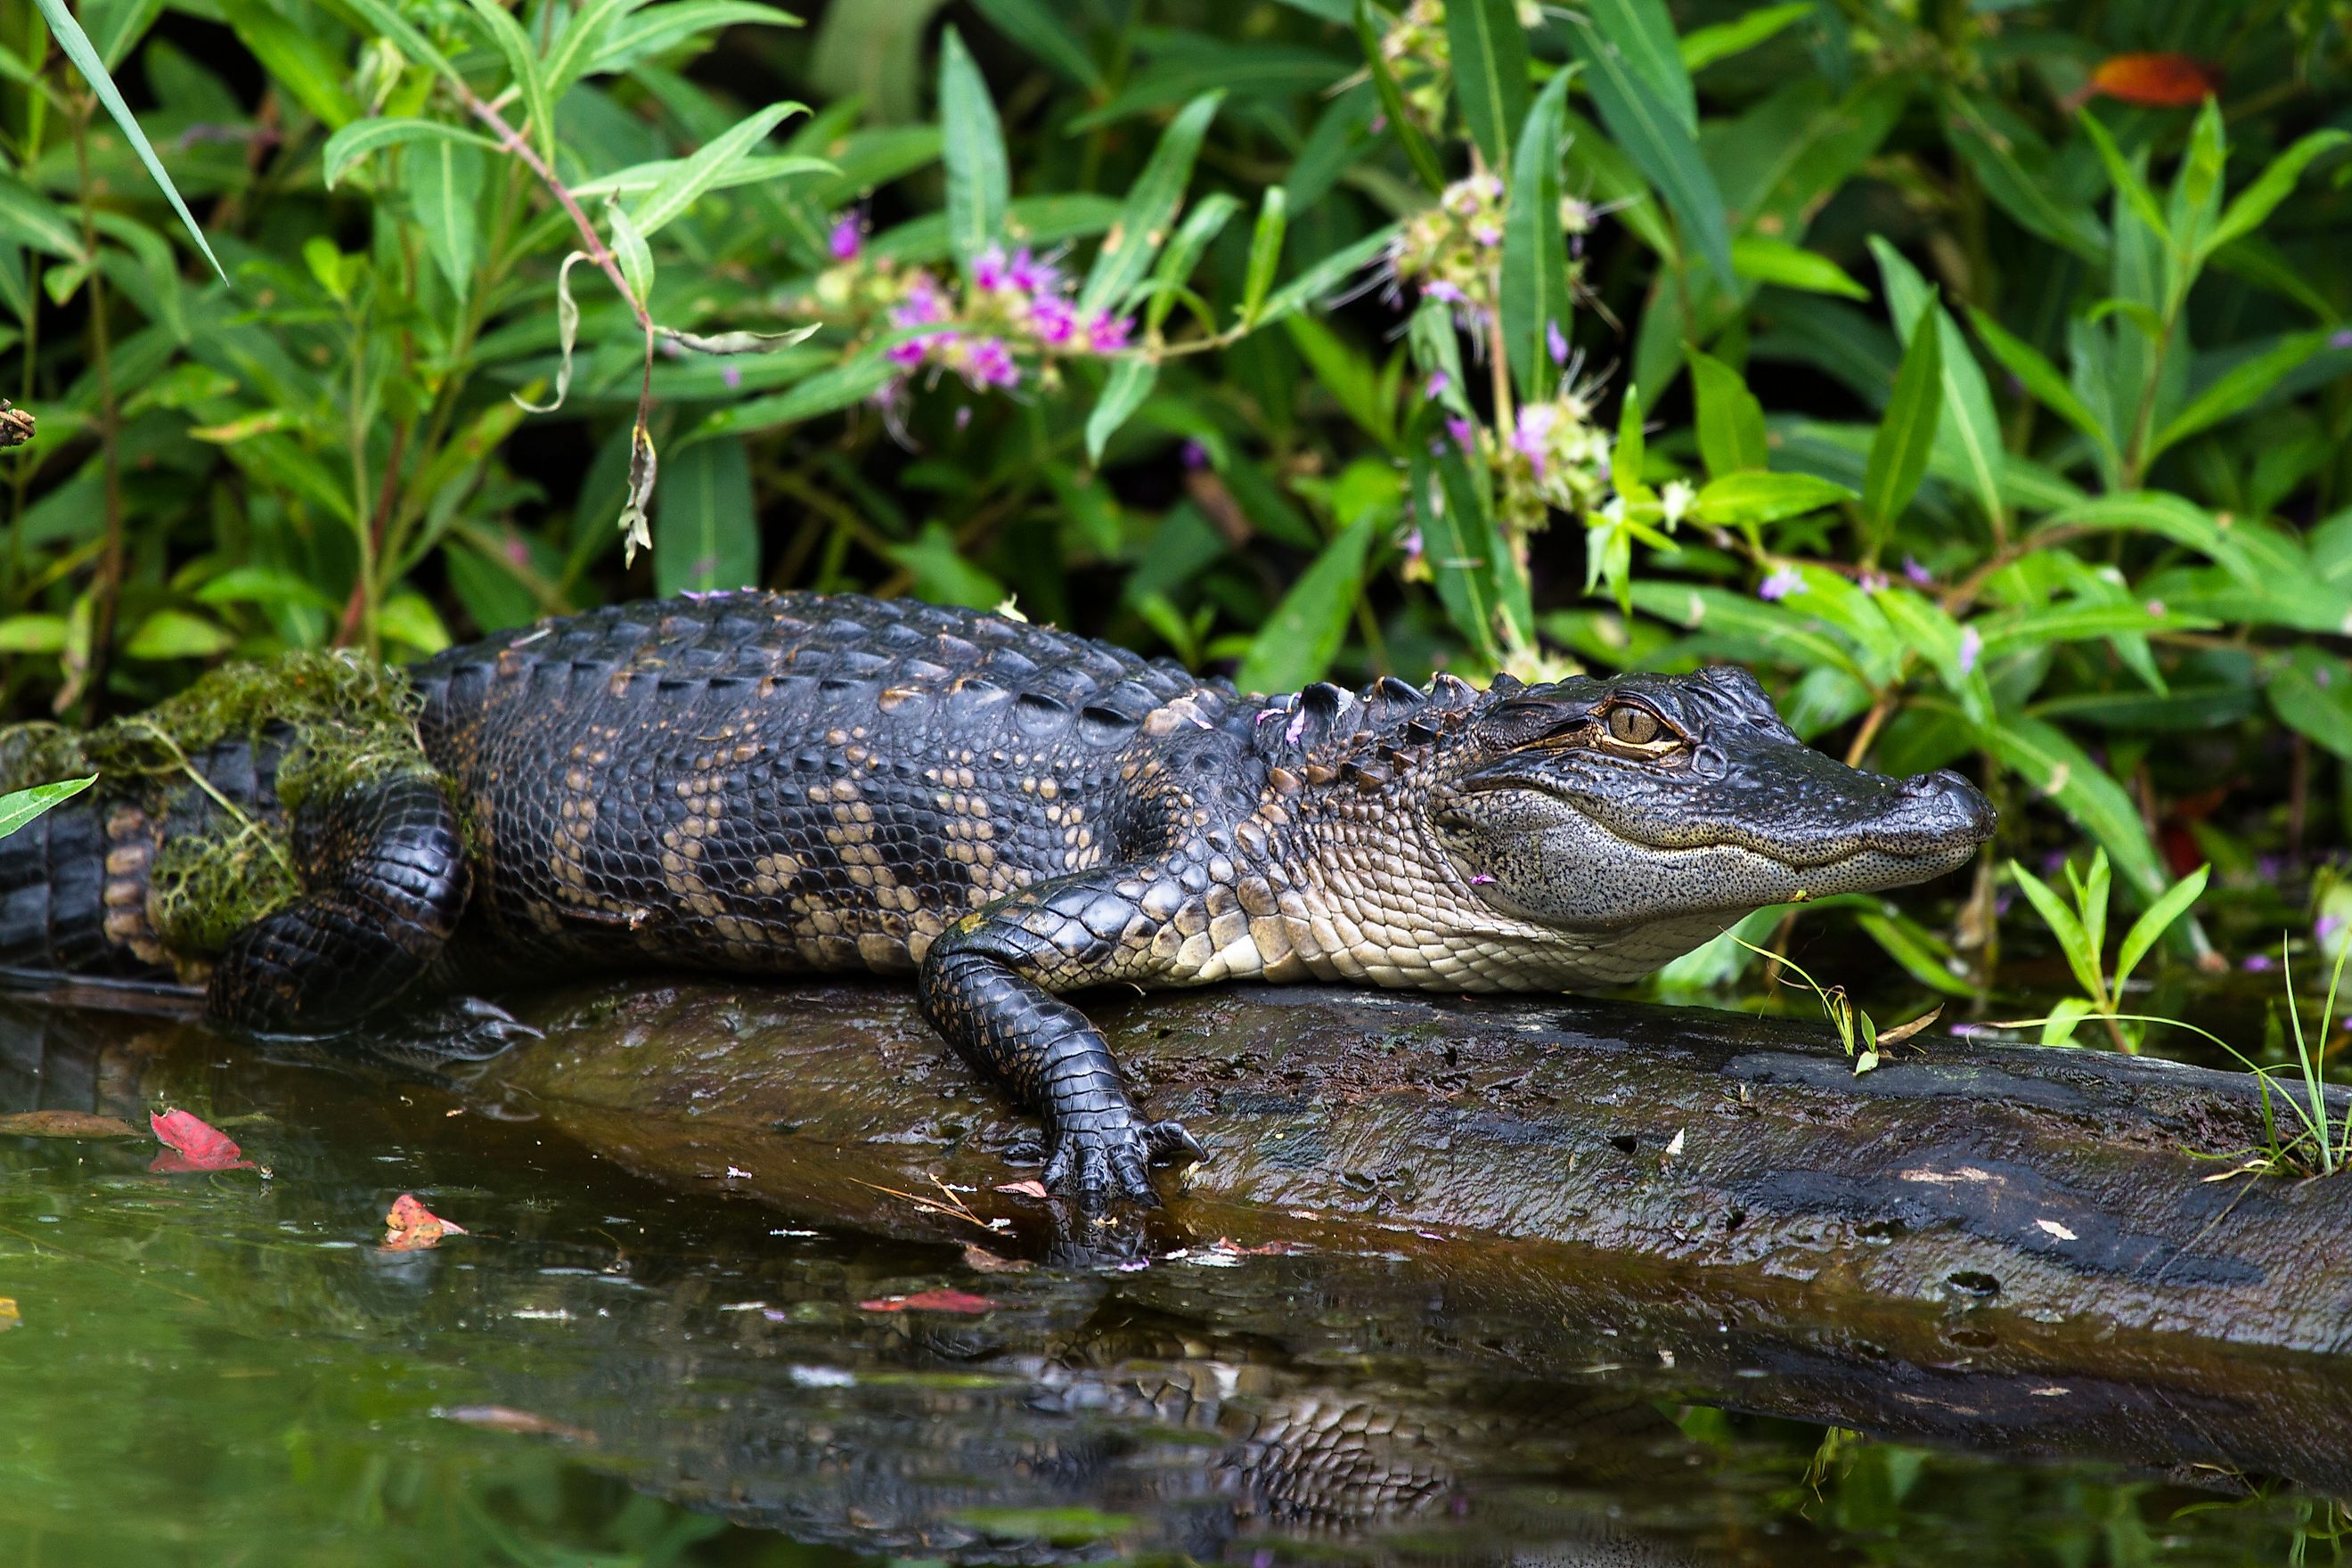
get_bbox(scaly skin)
[0,591,1997,1202]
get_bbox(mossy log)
[486,980,2352,1492]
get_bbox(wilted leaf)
[383,1192,468,1251]
[0,1110,139,1139]
[149,1108,254,1172]
[1874,1005,1945,1049]
[857,1287,998,1314]
[992,1179,1050,1199]
[2087,53,2221,108]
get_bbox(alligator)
[0,590,1993,1199]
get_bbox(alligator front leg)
[205,772,471,1033]
[918,871,1205,1202]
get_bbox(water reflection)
[0,994,2337,1564]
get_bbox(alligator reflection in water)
[0,988,2344,1564]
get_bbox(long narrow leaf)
[938,27,1009,282]
[1446,0,1530,169]
[1081,90,1222,317]
[1861,302,1941,539]
[1569,18,1734,284]
[1499,72,1572,404]
[30,0,222,280]
[631,102,807,238]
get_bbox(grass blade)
[939,26,1009,283]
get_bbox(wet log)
[484,979,2352,1491]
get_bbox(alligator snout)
[1892,768,1997,850]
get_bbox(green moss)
[0,651,444,959]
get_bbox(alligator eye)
[1605,705,1662,746]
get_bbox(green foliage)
[0,0,2342,1021]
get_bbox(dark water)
[0,992,2342,1568]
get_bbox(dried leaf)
[2088,53,2221,107]
[382,1192,468,1251]
[512,249,588,414]
[856,1287,998,1314]
[618,421,657,565]
[657,323,821,355]
[960,1244,1033,1274]
[992,1179,1050,1199]
[149,1108,254,1172]
[0,1110,139,1139]
[1875,1004,1946,1049]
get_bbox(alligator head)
[1390,665,1994,984]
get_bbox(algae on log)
[486,979,2352,1493]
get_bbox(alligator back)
[411,591,1251,976]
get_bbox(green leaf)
[1354,0,1445,195]
[123,608,233,660]
[2146,331,2330,461]
[29,0,223,280]
[631,102,807,239]
[570,152,834,202]
[1868,238,2005,534]
[0,175,86,262]
[1239,187,1287,329]
[2116,864,2209,992]
[1612,381,1646,487]
[1852,911,1979,999]
[2265,648,2352,764]
[0,775,94,844]
[1964,306,2113,468]
[1084,358,1156,463]
[693,349,900,437]
[461,0,555,165]
[1253,224,1400,330]
[1687,350,1768,478]
[2009,859,2101,1000]
[1499,70,1572,404]
[226,5,363,127]
[1446,0,1531,169]
[323,118,502,190]
[1986,715,2172,907]
[1874,589,1992,727]
[2038,492,2259,586]
[1582,0,1695,134]
[545,0,633,95]
[335,0,465,90]
[938,26,1009,284]
[887,519,1003,610]
[1568,18,1734,285]
[1233,512,1376,693]
[1626,580,1867,682]
[1080,90,1221,317]
[409,136,486,299]
[592,1,800,76]
[1679,2,1812,74]
[653,435,756,595]
[2206,129,2350,258]
[2076,111,2168,248]
[1409,405,1505,662]
[0,613,68,653]
[607,200,654,304]
[1861,302,1940,540]
[1284,314,1395,451]
[1691,470,1852,526]
[969,0,1104,91]
[1139,191,1237,332]
[1730,235,1867,299]
[1943,90,2104,262]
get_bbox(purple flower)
[1957,625,1982,674]
[955,404,974,429]
[1007,248,1058,294]
[885,336,935,367]
[1084,312,1133,354]
[1031,296,1076,346]
[2243,952,2277,972]
[962,336,1020,389]
[973,245,1010,291]
[2332,328,2352,351]
[1510,404,1556,474]
[2144,599,2166,618]
[1424,279,1466,305]
[1903,554,1932,586]
[891,274,950,328]
[1469,219,1502,248]
[721,363,741,390]
[1424,370,1450,399]
[1445,415,1474,449]
[1858,569,1888,594]
[1401,527,1424,563]
[828,210,863,263]
[1757,566,1803,601]
[1181,439,1210,470]
[2320,912,2347,944]
[1546,319,1569,366]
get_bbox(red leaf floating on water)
[382,1192,468,1251]
[857,1287,997,1314]
[148,1108,254,1173]
[2087,53,2222,107]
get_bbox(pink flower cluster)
[880,242,1136,396]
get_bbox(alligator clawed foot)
[404,994,543,1062]
[1039,1115,1202,1206]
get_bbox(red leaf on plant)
[148,1108,253,1172]
[382,1192,468,1251]
[856,1287,998,1314]
[2087,53,2222,107]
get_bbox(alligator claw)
[1038,1115,1201,1205]
[403,994,543,1061]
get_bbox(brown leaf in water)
[435,1405,594,1442]
[382,1192,469,1251]
[149,1108,254,1172]
[2087,53,2222,106]
[857,1287,998,1314]
[992,1179,1050,1200]
[0,1111,139,1139]
[961,1244,1033,1275]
